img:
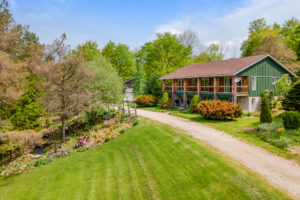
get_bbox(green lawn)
[0,120,289,200]
[170,112,299,159]
[139,106,299,160]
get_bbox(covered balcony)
[163,76,249,96]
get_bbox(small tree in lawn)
[43,34,92,143]
[260,93,272,123]
[161,92,172,109]
[282,80,300,111]
[189,95,199,113]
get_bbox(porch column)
[172,79,175,105]
[162,80,166,93]
[197,77,201,100]
[232,76,237,104]
[183,79,187,109]
[213,77,217,100]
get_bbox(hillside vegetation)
[0,120,289,200]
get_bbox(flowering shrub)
[136,95,157,107]
[197,100,242,120]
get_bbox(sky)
[8,0,300,58]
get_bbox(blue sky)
[9,0,300,57]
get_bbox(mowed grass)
[0,120,290,200]
[170,112,299,159]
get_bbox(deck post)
[162,79,165,93]
[213,77,217,100]
[172,79,175,106]
[232,76,237,104]
[197,77,201,100]
[183,79,187,109]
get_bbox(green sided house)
[161,54,297,111]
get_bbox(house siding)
[237,57,292,96]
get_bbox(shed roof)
[161,54,297,79]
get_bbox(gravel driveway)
[137,109,300,199]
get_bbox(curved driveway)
[137,109,300,199]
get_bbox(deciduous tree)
[43,34,92,143]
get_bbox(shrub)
[161,92,173,109]
[133,120,139,126]
[260,93,272,123]
[257,122,282,132]
[272,138,289,149]
[282,111,300,129]
[34,155,56,167]
[104,137,110,143]
[275,127,285,137]
[119,129,125,134]
[136,95,157,107]
[103,118,120,128]
[189,95,199,113]
[197,100,242,120]
[282,80,300,111]
[85,109,101,126]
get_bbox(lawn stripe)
[129,145,158,200]
[111,152,120,200]
[118,147,136,200]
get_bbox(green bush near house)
[189,95,199,113]
[161,92,173,109]
[282,111,300,129]
[282,80,300,111]
[260,93,272,123]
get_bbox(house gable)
[237,57,294,96]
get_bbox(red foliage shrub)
[136,95,157,107]
[197,100,242,120]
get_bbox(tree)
[43,34,92,143]
[275,74,292,98]
[178,30,203,55]
[282,80,300,111]
[189,95,199,113]
[260,93,272,123]
[10,75,44,130]
[102,41,135,80]
[132,68,147,96]
[161,92,172,109]
[88,54,123,105]
[139,32,192,78]
[280,17,300,51]
[241,18,278,57]
[146,74,162,97]
[73,40,101,62]
[253,35,299,71]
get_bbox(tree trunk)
[61,116,66,143]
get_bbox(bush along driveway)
[137,109,300,199]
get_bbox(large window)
[224,77,232,93]
[178,80,184,91]
[201,79,209,92]
[251,77,256,91]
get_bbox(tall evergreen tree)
[10,75,44,130]
[260,93,272,123]
[282,80,300,111]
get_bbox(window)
[178,80,184,91]
[272,77,276,85]
[251,77,256,91]
[201,79,209,92]
[224,77,232,93]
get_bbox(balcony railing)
[163,77,249,95]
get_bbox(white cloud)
[154,0,300,58]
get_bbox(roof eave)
[234,54,298,78]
